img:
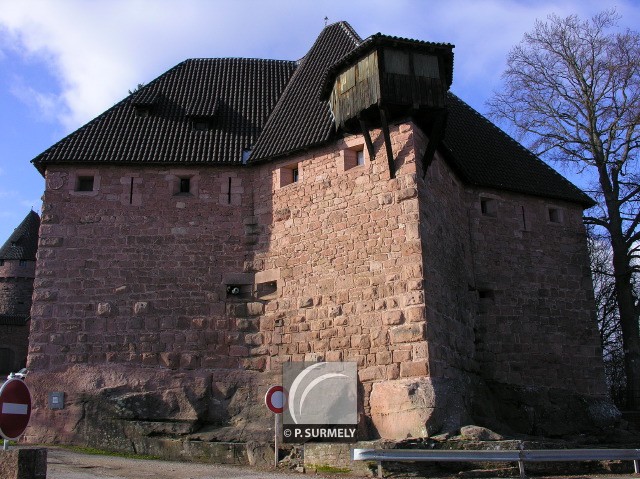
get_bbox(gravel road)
[46,447,346,479]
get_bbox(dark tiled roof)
[30,21,590,206]
[0,211,40,261]
[249,22,362,162]
[442,94,593,206]
[319,33,454,100]
[0,315,29,326]
[32,58,297,172]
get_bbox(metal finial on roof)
[324,16,328,26]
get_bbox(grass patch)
[61,445,160,461]
[311,464,352,474]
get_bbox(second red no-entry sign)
[0,378,32,440]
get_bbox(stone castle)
[22,22,616,451]
[0,211,39,375]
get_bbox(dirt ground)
[46,447,336,479]
[44,447,639,479]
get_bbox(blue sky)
[1,0,639,242]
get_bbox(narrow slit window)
[129,177,134,204]
[356,149,365,166]
[77,176,94,192]
[179,178,191,194]
[292,168,299,183]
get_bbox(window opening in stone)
[19,260,27,267]
[548,207,561,223]
[278,163,300,188]
[356,149,365,166]
[256,280,278,299]
[226,283,252,299]
[77,176,94,192]
[478,289,494,300]
[480,197,497,217]
[129,177,134,204]
[179,177,191,194]
[0,260,4,266]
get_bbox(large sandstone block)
[370,377,469,439]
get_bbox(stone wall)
[29,165,254,371]
[25,120,612,447]
[469,189,605,396]
[251,123,429,417]
[0,259,36,373]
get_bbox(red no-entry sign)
[0,378,32,440]
[265,385,286,414]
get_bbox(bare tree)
[489,10,640,409]
[588,226,626,405]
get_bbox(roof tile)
[0,211,40,261]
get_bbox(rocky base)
[23,364,279,452]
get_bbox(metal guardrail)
[352,448,640,478]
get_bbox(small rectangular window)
[548,207,562,223]
[341,146,366,172]
[77,176,94,192]
[179,178,190,194]
[256,280,278,299]
[277,163,300,188]
[478,289,494,300]
[480,197,497,217]
[0,259,4,266]
[19,260,27,267]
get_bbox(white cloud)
[0,0,638,131]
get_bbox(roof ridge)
[249,20,361,162]
[335,21,363,46]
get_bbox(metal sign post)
[264,385,286,468]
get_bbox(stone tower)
[0,210,40,374]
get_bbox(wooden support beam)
[379,106,395,179]
[421,110,447,178]
[358,117,375,161]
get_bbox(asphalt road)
[46,448,339,479]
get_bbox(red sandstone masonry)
[26,120,607,444]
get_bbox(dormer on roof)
[186,97,220,131]
[320,34,454,179]
[130,88,159,117]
